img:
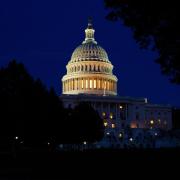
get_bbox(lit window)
[112,124,115,128]
[94,80,96,89]
[104,122,108,127]
[81,79,84,89]
[110,113,113,119]
[150,120,154,125]
[158,119,161,123]
[130,122,137,128]
[90,80,92,89]
[119,133,123,138]
[106,132,110,135]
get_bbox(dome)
[70,42,110,63]
[62,19,118,96]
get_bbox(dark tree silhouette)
[63,102,104,144]
[0,60,104,150]
[104,0,180,84]
[172,107,180,129]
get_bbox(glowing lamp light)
[102,112,106,117]
[150,120,154,125]
[104,122,108,127]
[155,133,158,136]
[119,105,123,109]
[48,142,50,145]
[15,136,19,140]
[83,141,87,145]
[106,132,110,135]
[119,133,123,138]
[129,138,133,142]
[110,115,113,119]
[112,124,115,128]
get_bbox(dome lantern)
[83,17,97,44]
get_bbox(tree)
[0,60,104,149]
[0,60,65,148]
[172,107,180,129]
[104,0,180,84]
[63,102,104,144]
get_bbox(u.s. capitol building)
[60,19,172,147]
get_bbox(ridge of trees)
[0,60,104,149]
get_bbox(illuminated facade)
[62,19,117,96]
[61,19,172,147]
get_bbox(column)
[88,78,90,90]
[107,80,109,91]
[77,78,79,90]
[70,79,71,91]
[66,80,69,91]
[83,78,86,90]
[100,79,103,90]
[65,81,67,92]
[75,78,77,90]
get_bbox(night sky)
[0,0,180,106]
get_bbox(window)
[110,113,113,119]
[94,80,96,89]
[81,79,84,89]
[104,122,108,127]
[90,80,92,89]
[150,120,154,125]
[112,124,115,128]
[158,119,161,123]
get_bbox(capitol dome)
[62,19,118,96]
[70,42,110,63]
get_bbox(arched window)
[98,65,100,72]
[89,65,91,71]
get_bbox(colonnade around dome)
[62,77,117,95]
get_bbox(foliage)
[105,0,180,84]
[0,60,104,149]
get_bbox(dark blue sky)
[0,0,180,106]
